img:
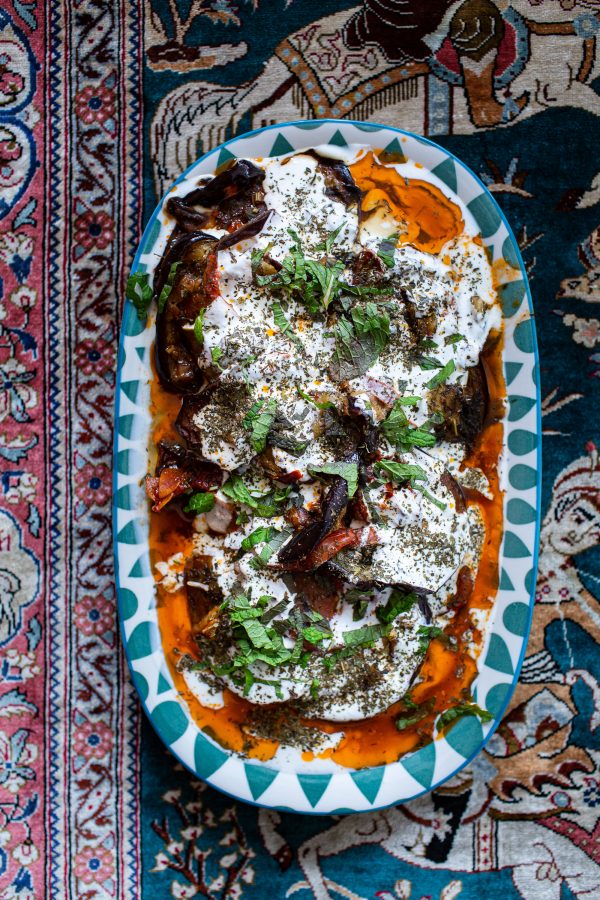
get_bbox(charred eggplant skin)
[428,363,488,452]
[166,159,267,232]
[154,232,218,394]
[155,160,274,395]
[306,151,362,208]
[181,159,265,209]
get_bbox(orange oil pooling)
[350,151,464,255]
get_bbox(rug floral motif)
[1,1,599,898]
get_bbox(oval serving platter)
[113,120,541,814]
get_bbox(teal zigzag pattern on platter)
[115,121,540,819]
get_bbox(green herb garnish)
[256,228,386,316]
[241,525,276,553]
[445,333,464,346]
[417,625,444,653]
[158,262,181,313]
[193,308,206,343]
[211,346,224,371]
[330,302,390,381]
[297,387,335,411]
[222,475,259,508]
[273,302,302,348]
[395,699,434,731]
[242,398,277,454]
[381,400,436,452]
[377,233,398,269]
[308,461,359,498]
[342,623,391,649]
[426,359,456,390]
[376,589,418,624]
[418,355,443,370]
[249,527,293,569]
[436,702,493,733]
[126,272,153,320]
[414,485,447,511]
[374,460,428,487]
[314,223,345,254]
[184,492,216,514]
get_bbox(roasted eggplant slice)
[164,197,209,233]
[185,557,223,634]
[307,151,362,207]
[145,440,221,512]
[351,249,385,285]
[166,159,267,234]
[216,208,271,250]
[154,233,218,393]
[428,363,488,451]
[175,392,216,447]
[182,159,266,209]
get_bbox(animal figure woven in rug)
[0,1,599,898]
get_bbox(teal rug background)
[139,3,600,898]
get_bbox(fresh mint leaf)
[418,355,443,370]
[222,477,291,517]
[256,230,387,316]
[342,623,391,648]
[396,713,425,731]
[239,618,277,650]
[250,527,293,569]
[395,697,434,730]
[417,624,444,653]
[241,526,276,553]
[184,492,215,514]
[414,484,447,511]
[376,589,418,624]
[158,262,181,312]
[445,333,464,346]
[126,272,153,320]
[314,223,345,254]
[352,598,369,621]
[211,346,223,371]
[304,258,345,310]
[302,625,330,645]
[374,460,428,486]
[330,302,390,381]
[381,402,436,452]
[273,302,302,349]
[260,598,289,625]
[193,308,206,343]
[377,233,398,268]
[436,702,493,733]
[254,486,293,518]
[427,359,456,390]
[308,461,359,498]
[381,399,409,434]
[242,398,277,453]
[227,593,264,624]
[250,241,273,276]
[222,475,259,508]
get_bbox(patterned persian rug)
[1,1,599,897]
